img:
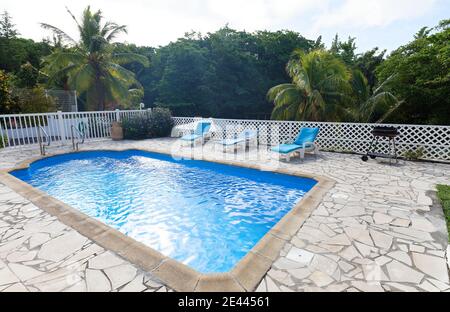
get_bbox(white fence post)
[57,110,66,144]
[115,109,120,122]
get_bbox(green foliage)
[402,147,425,160]
[0,11,19,39]
[41,6,149,111]
[13,62,39,88]
[125,27,316,118]
[0,135,6,149]
[122,108,173,140]
[376,20,450,124]
[268,49,352,121]
[267,49,402,122]
[147,107,174,137]
[0,69,13,113]
[10,86,57,113]
[436,184,450,241]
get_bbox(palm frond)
[40,23,77,45]
[105,25,127,42]
[267,83,297,101]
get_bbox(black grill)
[362,126,399,163]
[372,126,399,138]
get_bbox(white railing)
[1,111,449,162]
[172,117,450,162]
[0,110,148,149]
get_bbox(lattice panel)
[172,117,450,162]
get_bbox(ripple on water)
[12,150,316,273]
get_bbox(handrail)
[37,126,51,155]
[71,125,86,151]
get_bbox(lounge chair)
[270,127,320,161]
[214,129,257,152]
[179,120,212,146]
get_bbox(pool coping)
[0,146,335,292]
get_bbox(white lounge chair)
[179,121,212,147]
[214,129,257,152]
[270,127,320,161]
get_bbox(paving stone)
[323,234,351,246]
[334,206,366,217]
[309,271,334,287]
[386,260,424,284]
[373,213,393,225]
[2,282,28,292]
[8,263,44,281]
[287,268,311,280]
[104,264,137,290]
[0,267,19,285]
[412,252,449,283]
[88,251,125,270]
[285,247,314,266]
[86,269,111,292]
[410,244,425,253]
[350,281,384,292]
[418,280,440,292]
[369,230,393,250]
[344,227,373,246]
[387,282,419,292]
[390,218,411,228]
[387,251,412,265]
[37,232,87,262]
[265,276,280,292]
[339,245,361,261]
[1,140,450,293]
[120,274,147,292]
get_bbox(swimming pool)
[11,150,317,273]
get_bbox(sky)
[2,0,450,53]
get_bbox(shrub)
[122,108,174,140]
[147,107,174,137]
[403,147,424,161]
[0,135,7,149]
[436,184,450,241]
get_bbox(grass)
[436,184,450,241]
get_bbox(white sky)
[2,0,449,52]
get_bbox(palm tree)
[350,70,403,122]
[41,6,149,111]
[267,49,352,121]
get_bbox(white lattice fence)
[172,117,450,162]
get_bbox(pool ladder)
[71,125,86,151]
[37,126,51,156]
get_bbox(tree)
[376,19,450,124]
[350,70,402,122]
[0,69,13,113]
[0,11,19,39]
[40,6,149,111]
[267,50,352,121]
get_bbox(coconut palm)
[41,6,149,110]
[350,70,403,122]
[267,49,352,121]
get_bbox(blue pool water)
[11,150,316,273]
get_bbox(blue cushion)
[270,144,302,154]
[180,134,201,141]
[293,127,319,145]
[194,122,211,135]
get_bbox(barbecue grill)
[361,126,399,163]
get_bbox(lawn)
[437,184,450,241]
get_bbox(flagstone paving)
[0,138,449,292]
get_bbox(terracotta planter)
[111,121,124,141]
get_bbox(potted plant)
[111,121,124,140]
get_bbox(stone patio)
[0,138,449,292]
